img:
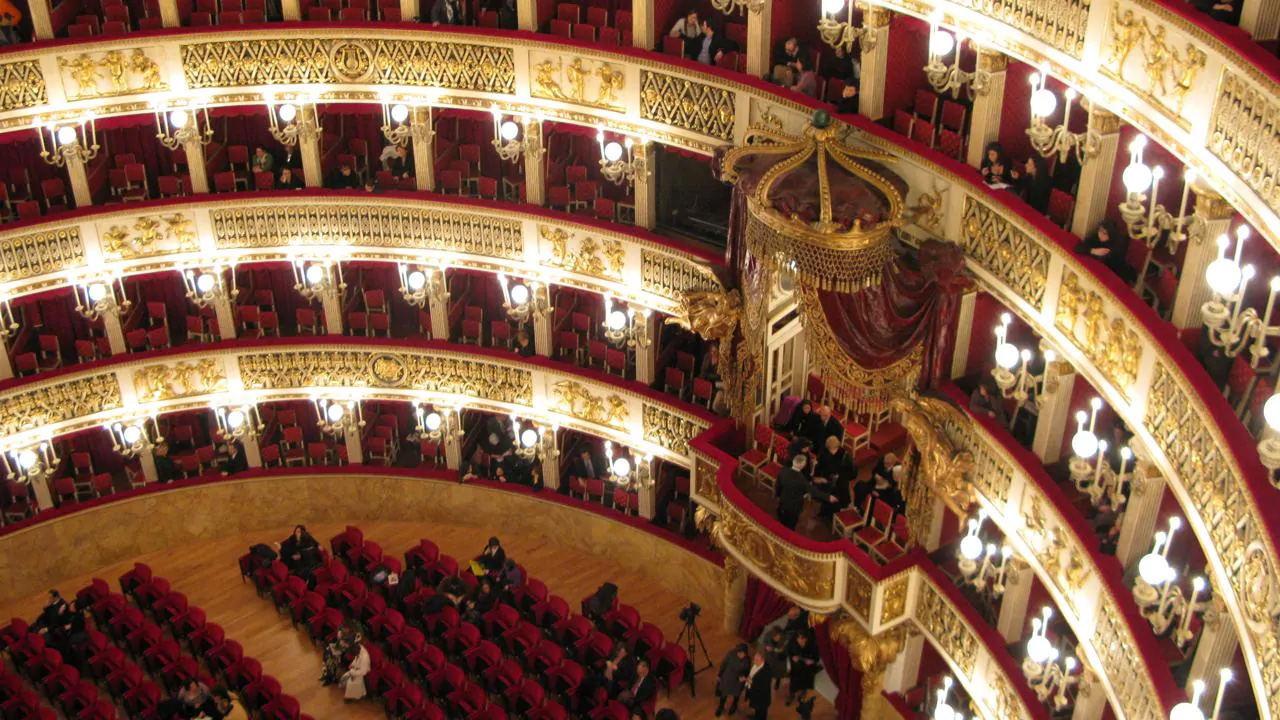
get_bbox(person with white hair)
[340,634,371,702]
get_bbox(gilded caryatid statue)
[890,391,975,548]
[666,288,742,342]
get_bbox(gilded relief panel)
[716,504,836,601]
[57,48,167,100]
[530,53,625,112]
[0,374,121,436]
[958,196,1049,309]
[1209,70,1280,218]
[181,38,516,93]
[0,227,85,280]
[538,225,624,281]
[640,249,721,299]
[641,404,706,457]
[915,580,977,675]
[1100,2,1206,127]
[97,213,197,261]
[1055,269,1142,399]
[639,71,735,141]
[550,380,627,429]
[0,60,47,112]
[134,359,227,402]
[951,0,1089,58]
[211,204,523,260]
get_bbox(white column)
[1241,0,1280,42]
[429,275,450,342]
[281,0,301,20]
[1187,594,1239,683]
[515,0,535,30]
[635,313,657,385]
[182,138,210,195]
[1116,462,1166,567]
[31,476,55,511]
[443,427,462,470]
[857,7,893,121]
[412,111,436,192]
[139,451,159,483]
[523,122,547,207]
[631,0,653,50]
[0,344,13,380]
[27,0,53,40]
[1069,108,1123,236]
[1070,673,1108,720]
[744,5,773,78]
[64,155,93,209]
[343,427,363,465]
[398,0,418,21]
[102,311,127,355]
[1169,187,1236,329]
[949,289,977,379]
[212,294,236,341]
[319,292,344,336]
[541,446,561,491]
[298,130,323,190]
[241,435,263,469]
[996,563,1033,643]
[533,287,553,357]
[1031,368,1077,464]
[157,0,180,27]
[633,143,658,230]
[964,49,1009,169]
[884,632,924,694]
[638,477,655,519]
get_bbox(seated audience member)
[771,37,804,85]
[499,558,523,592]
[154,442,179,483]
[321,627,356,686]
[669,10,701,43]
[474,536,506,576]
[178,677,214,717]
[429,0,463,24]
[470,577,499,616]
[279,146,301,171]
[33,589,71,635]
[786,435,814,475]
[690,19,736,65]
[784,399,815,434]
[573,447,605,479]
[602,641,637,696]
[1192,0,1240,23]
[250,146,275,174]
[872,465,905,514]
[364,180,378,194]
[835,83,859,114]
[618,660,657,711]
[0,2,21,46]
[278,524,321,575]
[328,163,362,190]
[699,345,721,382]
[528,465,544,491]
[1011,156,1052,214]
[200,688,248,720]
[979,142,1011,185]
[584,581,619,624]
[969,379,1008,426]
[785,632,821,705]
[830,45,861,86]
[514,328,535,357]
[788,55,819,98]
[1074,219,1134,283]
[221,442,249,475]
[496,0,517,28]
[813,435,849,482]
[803,405,844,448]
[859,453,901,510]
[276,166,304,190]
[388,144,414,179]
[1093,501,1123,554]
[340,635,371,701]
[493,465,510,484]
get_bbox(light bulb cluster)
[153,98,213,151]
[602,295,650,350]
[922,12,990,98]
[498,272,548,325]
[291,257,346,304]
[604,440,652,488]
[1067,397,1132,508]
[2,440,59,486]
[1023,607,1079,711]
[492,107,543,163]
[181,264,238,309]
[816,0,880,55]
[74,276,131,322]
[956,510,1015,596]
[1118,135,1204,283]
[35,112,99,167]
[990,314,1057,427]
[1025,70,1099,164]
[313,396,364,437]
[510,414,558,463]
[1133,517,1210,647]
[397,261,448,309]
[381,94,436,147]
[596,127,646,186]
[105,415,163,458]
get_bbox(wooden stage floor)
[0,521,839,720]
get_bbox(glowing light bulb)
[500,120,520,141]
[1138,549,1173,585]
[509,283,530,306]
[1030,88,1058,118]
[278,103,298,123]
[607,309,627,330]
[930,29,956,57]
[195,273,216,294]
[56,126,77,146]
[17,449,37,469]
[520,428,538,448]
[325,403,345,423]
[122,425,143,445]
[1263,393,1280,431]
[959,533,983,561]
[1122,161,1153,194]
[305,264,325,286]
[612,457,631,477]
[390,103,409,124]
[604,141,624,163]
[995,342,1020,369]
[425,412,442,431]
[226,409,246,429]
[407,270,426,291]
[822,0,844,13]
[87,283,108,303]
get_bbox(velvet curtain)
[815,620,863,718]
[737,576,792,641]
[816,239,971,389]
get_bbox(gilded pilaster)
[1030,364,1077,464]
[182,137,211,196]
[856,7,892,121]
[411,108,436,192]
[723,555,747,634]
[743,1,773,78]
[1069,107,1123,237]
[828,613,907,719]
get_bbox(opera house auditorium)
[0,0,1278,718]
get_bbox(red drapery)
[815,619,863,718]
[736,576,792,640]
[816,239,971,389]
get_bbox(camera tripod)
[674,611,715,697]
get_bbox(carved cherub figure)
[98,50,129,94]
[60,54,102,98]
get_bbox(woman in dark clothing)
[813,435,849,481]
[584,582,618,624]
[785,632,821,704]
[1013,156,1052,214]
[471,578,499,615]
[1074,219,1134,283]
[279,525,320,575]
[811,436,851,519]
[784,399,814,434]
[475,536,506,575]
[979,142,1011,185]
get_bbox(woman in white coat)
[340,638,371,701]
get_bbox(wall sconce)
[498,273,548,325]
[1119,137,1204,289]
[267,98,320,147]
[381,96,435,147]
[413,403,463,442]
[603,295,650,349]
[605,440,652,488]
[1170,670,1233,720]
[0,293,20,343]
[710,0,764,14]
[397,261,448,309]
[213,401,263,442]
[596,128,646,187]
[1133,517,1208,646]
[818,0,880,54]
[35,113,99,167]
[153,99,213,151]
[991,314,1058,428]
[923,14,989,98]
[1201,227,1280,369]
[1260,394,1280,479]
[2,440,58,486]
[314,396,364,437]
[105,415,163,458]
[181,264,238,309]
[931,677,958,720]
[1023,607,1078,711]
[291,257,346,304]
[1025,72,1099,164]
[74,276,131,322]
[491,107,543,163]
[510,415,558,463]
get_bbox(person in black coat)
[584,582,618,624]
[603,642,637,696]
[979,142,1011,185]
[572,448,605,480]
[279,525,320,574]
[745,651,773,719]
[475,537,505,575]
[618,660,657,711]
[387,145,414,180]
[328,163,361,190]
[1012,156,1052,214]
[1075,219,1134,283]
[785,633,821,704]
[276,166,304,190]
[775,454,811,531]
[153,442,178,483]
[802,406,843,449]
[784,399,814,434]
[715,644,750,716]
[514,329,535,357]
[221,442,249,476]
[688,19,736,65]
